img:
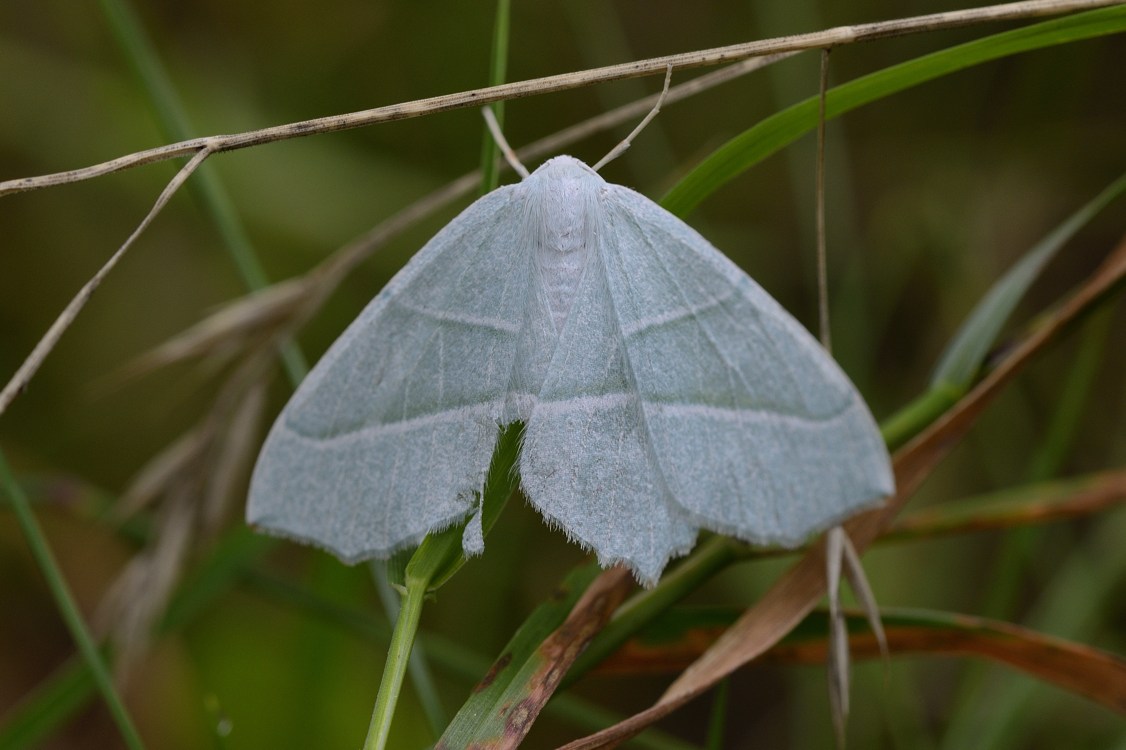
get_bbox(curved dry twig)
[0,0,1114,197]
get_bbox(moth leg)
[592,63,672,172]
[481,106,530,178]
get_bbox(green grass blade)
[879,385,962,451]
[436,563,601,748]
[885,470,1126,542]
[0,450,146,750]
[0,657,94,750]
[661,5,1126,217]
[880,170,1126,450]
[931,171,1126,390]
[704,680,729,750]
[479,0,513,195]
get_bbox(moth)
[248,154,893,584]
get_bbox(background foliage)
[1,1,1123,748]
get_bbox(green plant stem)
[360,424,522,746]
[371,562,447,737]
[243,569,698,750]
[0,450,146,750]
[478,0,512,195]
[704,680,729,750]
[880,384,961,451]
[363,573,429,750]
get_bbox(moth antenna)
[592,63,672,172]
[482,106,530,179]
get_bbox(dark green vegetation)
[1,1,1124,748]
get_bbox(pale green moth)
[247,155,894,585]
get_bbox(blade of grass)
[880,384,964,452]
[479,0,513,195]
[437,566,635,749]
[886,469,1126,541]
[661,4,1126,217]
[1027,305,1115,482]
[0,450,146,750]
[703,680,729,750]
[883,170,1126,449]
[437,563,601,748]
[0,657,94,750]
[931,172,1126,390]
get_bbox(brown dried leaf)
[436,566,635,749]
[766,612,1126,715]
[597,609,1126,715]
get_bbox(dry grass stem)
[102,347,276,665]
[1,0,1113,197]
[0,147,213,417]
[124,55,789,378]
[888,470,1126,539]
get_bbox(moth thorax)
[536,182,597,334]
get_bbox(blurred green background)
[1,1,1124,748]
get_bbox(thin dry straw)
[1,0,1113,197]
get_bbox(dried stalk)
[0,0,1114,196]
